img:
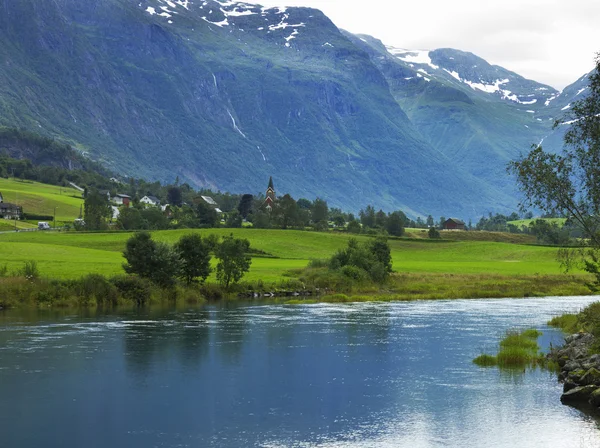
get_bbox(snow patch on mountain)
[386,47,439,71]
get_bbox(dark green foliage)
[112,275,152,306]
[311,198,328,225]
[116,207,147,230]
[84,190,111,230]
[122,232,180,287]
[22,213,53,221]
[528,219,570,245]
[272,194,301,229]
[215,234,252,289]
[250,209,272,229]
[141,208,169,230]
[237,194,253,219]
[20,260,40,280]
[225,211,243,228]
[359,205,376,229]
[346,220,361,234]
[175,234,212,285]
[386,211,405,236]
[329,237,392,284]
[167,186,183,207]
[195,200,219,228]
[509,55,600,286]
[428,227,441,239]
[78,274,118,306]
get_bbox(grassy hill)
[0,177,83,229]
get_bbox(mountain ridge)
[0,0,593,218]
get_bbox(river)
[1,296,600,447]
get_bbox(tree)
[386,211,405,236]
[225,211,243,228]
[84,190,112,230]
[251,209,271,229]
[141,208,170,230]
[237,194,254,219]
[375,209,387,229]
[508,54,600,285]
[272,194,300,229]
[175,234,212,285]
[428,227,441,239]
[195,200,219,227]
[297,198,312,210]
[215,235,252,289]
[426,215,435,227]
[438,216,446,229]
[117,207,147,230]
[167,186,183,207]
[311,198,329,224]
[347,220,361,233]
[122,232,180,287]
[359,205,376,228]
[329,237,392,283]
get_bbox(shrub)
[329,237,392,283]
[340,265,368,282]
[20,260,40,280]
[111,275,152,306]
[473,354,497,367]
[199,283,224,301]
[78,274,118,306]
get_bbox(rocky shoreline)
[550,332,600,410]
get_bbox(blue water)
[1,296,600,447]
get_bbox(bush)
[22,213,53,221]
[329,237,392,283]
[78,274,118,306]
[340,265,369,282]
[199,283,224,301]
[20,260,40,280]
[111,275,152,306]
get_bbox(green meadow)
[0,174,591,301]
[0,228,588,290]
[0,177,83,226]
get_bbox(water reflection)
[1,297,600,447]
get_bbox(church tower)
[264,176,276,211]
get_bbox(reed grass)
[473,328,544,369]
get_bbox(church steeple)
[264,177,276,211]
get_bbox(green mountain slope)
[0,0,520,218]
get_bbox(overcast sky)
[249,0,599,90]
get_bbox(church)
[264,177,276,211]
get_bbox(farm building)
[443,218,466,231]
[112,194,131,207]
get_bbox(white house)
[140,195,161,206]
[112,194,131,206]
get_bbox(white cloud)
[249,0,599,89]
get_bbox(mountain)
[0,0,592,218]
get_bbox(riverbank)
[0,270,593,310]
[548,302,600,413]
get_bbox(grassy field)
[0,228,586,285]
[508,218,567,229]
[0,177,83,225]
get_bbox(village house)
[140,195,161,206]
[112,194,131,207]
[443,218,466,231]
[201,195,223,214]
[0,192,22,220]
